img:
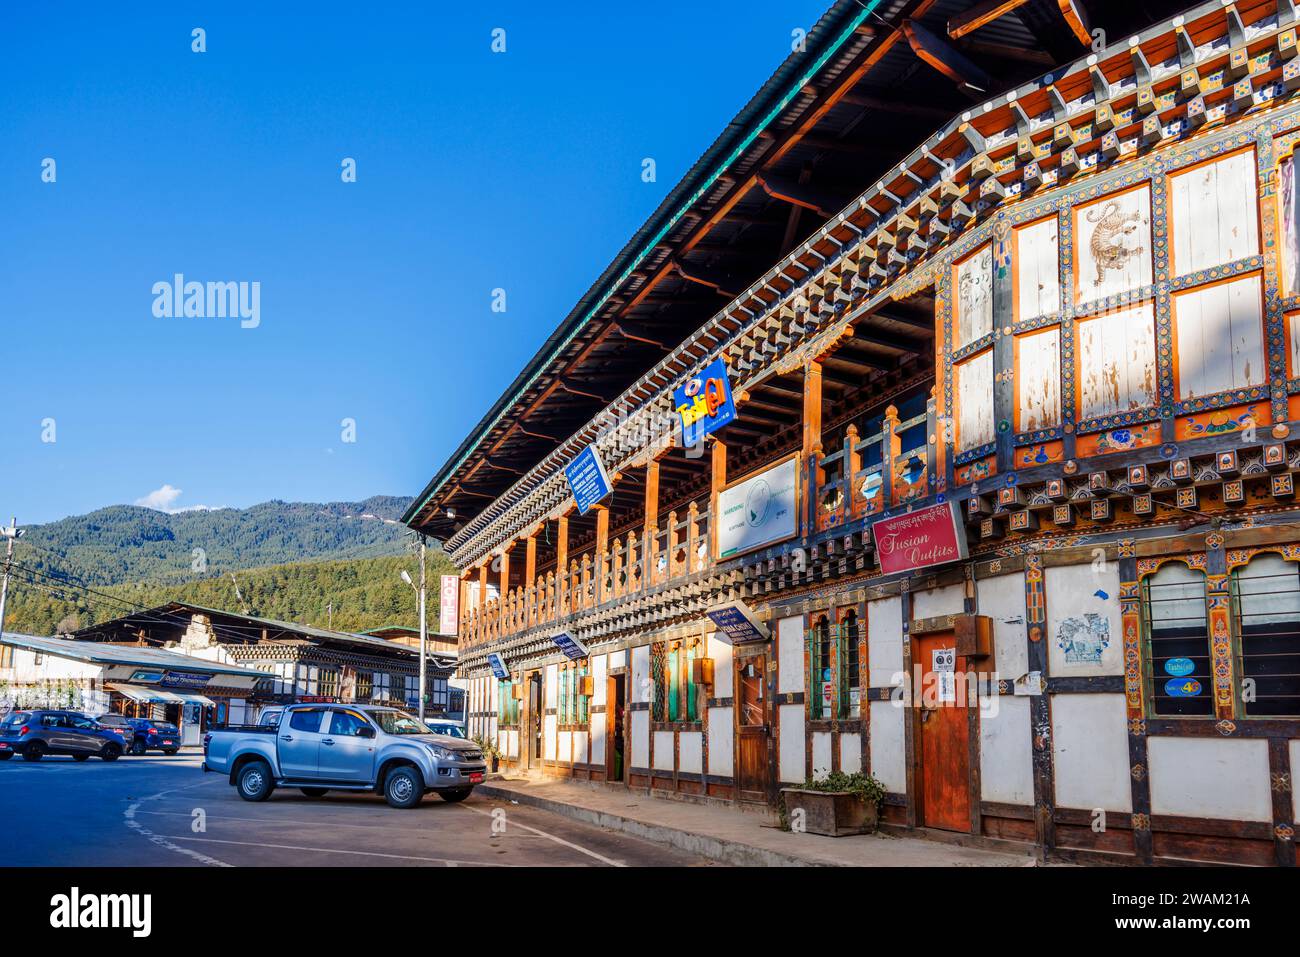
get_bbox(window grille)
[1230,553,1300,716]
[1141,562,1213,716]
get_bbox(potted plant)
[780,771,885,837]
[474,736,502,772]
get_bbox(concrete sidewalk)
[477,777,1043,867]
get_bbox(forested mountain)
[3,553,457,638]
[0,495,462,637]
[16,496,415,586]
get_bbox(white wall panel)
[839,733,862,774]
[913,583,965,620]
[1148,738,1271,822]
[1170,149,1258,274]
[1046,563,1124,677]
[543,714,557,761]
[679,731,703,775]
[592,654,607,707]
[607,649,627,670]
[777,615,805,694]
[1174,273,1265,399]
[956,349,994,451]
[977,572,1028,678]
[589,713,606,766]
[955,244,993,347]
[868,595,905,687]
[869,700,906,793]
[778,703,805,784]
[707,632,734,698]
[811,731,833,778]
[1016,327,1061,431]
[979,696,1033,805]
[1015,215,1061,320]
[1052,694,1131,812]
[708,707,734,777]
[1077,302,1157,418]
[630,710,649,768]
[653,730,675,771]
[631,645,650,703]
[558,729,572,763]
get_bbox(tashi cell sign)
[871,501,968,575]
[673,357,736,449]
[704,599,771,645]
[551,631,590,661]
[487,653,510,680]
[716,454,799,559]
[564,444,613,516]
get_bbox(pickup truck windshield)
[366,709,429,735]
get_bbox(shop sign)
[1165,677,1203,697]
[439,574,460,636]
[871,501,967,575]
[705,599,770,645]
[487,652,510,680]
[716,455,799,558]
[673,357,736,449]
[1163,657,1195,676]
[129,670,165,684]
[552,631,590,661]
[565,444,613,516]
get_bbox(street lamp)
[398,541,428,724]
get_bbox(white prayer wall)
[1169,149,1258,275]
[1077,302,1157,418]
[1016,327,1061,431]
[1014,215,1061,320]
[954,244,993,348]
[956,349,994,451]
[1173,273,1265,399]
[1075,185,1152,303]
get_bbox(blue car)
[123,717,182,755]
[0,710,129,762]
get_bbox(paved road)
[0,751,712,867]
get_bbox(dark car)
[123,717,181,755]
[0,710,128,762]
[93,714,137,750]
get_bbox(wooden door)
[606,674,626,783]
[735,653,768,803]
[526,672,542,769]
[913,632,971,832]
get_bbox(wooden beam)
[756,172,836,218]
[839,88,955,121]
[948,0,1030,40]
[673,261,737,299]
[904,19,993,92]
[1057,0,1091,48]
[614,321,671,349]
[710,438,727,562]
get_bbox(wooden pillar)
[644,460,660,586]
[802,360,823,534]
[498,544,512,601]
[710,438,726,564]
[556,514,569,614]
[524,530,538,625]
[594,505,610,603]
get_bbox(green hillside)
[4,552,458,638]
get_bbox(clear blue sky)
[0,1,831,524]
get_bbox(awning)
[107,683,184,704]
[169,691,215,706]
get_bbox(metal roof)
[0,632,260,677]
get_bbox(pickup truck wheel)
[23,742,44,762]
[237,760,275,802]
[100,744,121,762]
[131,740,147,755]
[299,787,328,797]
[73,754,90,762]
[383,766,424,809]
[438,788,472,802]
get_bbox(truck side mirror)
[356,726,376,738]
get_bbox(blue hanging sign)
[673,358,737,450]
[551,631,590,661]
[1164,677,1203,697]
[486,652,510,680]
[705,599,771,645]
[564,445,613,516]
[1163,657,1195,677]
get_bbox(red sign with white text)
[439,574,460,636]
[871,501,968,575]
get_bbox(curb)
[476,783,830,867]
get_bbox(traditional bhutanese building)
[405,0,1300,865]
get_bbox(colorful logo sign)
[673,358,736,450]
[564,445,613,516]
[486,652,510,680]
[871,501,968,575]
[716,456,799,558]
[1163,657,1195,677]
[1164,677,1203,697]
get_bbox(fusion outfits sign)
[565,445,613,516]
[716,455,799,558]
[673,358,736,449]
[871,501,967,575]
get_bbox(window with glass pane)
[684,643,698,722]
[667,646,680,722]
[1231,553,1300,716]
[840,608,861,718]
[577,662,589,724]
[651,643,667,721]
[809,615,836,720]
[1142,562,1213,716]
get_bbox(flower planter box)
[781,788,878,837]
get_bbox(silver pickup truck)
[203,704,487,808]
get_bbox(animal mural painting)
[1077,188,1153,302]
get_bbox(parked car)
[422,718,467,738]
[93,714,136,751]
[0,710,128,762]
[122,717,181,755]
[203,704,487,808]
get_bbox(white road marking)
[458,802,627,867]
[163,835,513,866]
[123,779,233,868]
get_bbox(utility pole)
[0,518,23,641]
[418,535,428,724]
